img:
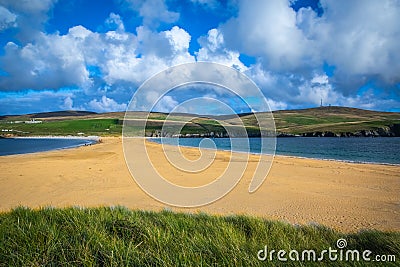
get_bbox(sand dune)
[0,137,399,232]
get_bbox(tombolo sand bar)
[0,137,399,233]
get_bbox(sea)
[0,137,98,156]
[1,137,399,165]
[151,137,400,165]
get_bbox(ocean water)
[0,138,97,156]
[152,137,400,165]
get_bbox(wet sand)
[0,137,399,232]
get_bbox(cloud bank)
[0,0,399,114]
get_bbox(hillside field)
[1,106,400,137]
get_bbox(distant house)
[24,119,42,124]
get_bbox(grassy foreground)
[0,207,398,266]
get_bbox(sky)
[0,0,399,115]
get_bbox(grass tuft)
[0,206,398,266]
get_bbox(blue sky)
[0,0,399,115]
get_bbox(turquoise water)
[152,137,400,165]
[0,138,97,156]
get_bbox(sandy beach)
[0,137,399,233]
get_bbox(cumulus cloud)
[196,28,247,71]
[122,0,179,28]
[267,99,288,111]
[1,0,399,114]
[87,95,127,112]
[105,12,125,32]
[208,0,400,111]
[221,0,317,72]
[220,0,400,91]
[103,25,194,85]
[243,63,336,109]
[0,30,91,91]
[0,11,194,92]
[0,5,17,31]
[152,95,179,112]
[164,26,191,53]
[315,0,400,88]
[62,96,74,110]
[0,0,57,42]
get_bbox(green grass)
[0,119,122,136]
[2,107,400,137]
[0,207,398,266]
[278,115,356,126]
[271,107,400,134]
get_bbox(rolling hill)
[1,106,399,137]
[266,106,400,136]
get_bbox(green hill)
[272,106,400,136]
[1,106,399,137]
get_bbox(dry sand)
[0,137,399,233]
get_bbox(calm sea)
[152,137,400,165]
[0,138,97,156]
[2,137,399,164]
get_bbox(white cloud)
[202,0,400,111]
[0,11,195,91]
[0,0,56,14]
[196,28,247,71]
[152,95,179,112]
[103,25,194,85]
[219,0,400,91]
[164,26,191,53]
[123,0,179,28]
[62,96,74,110]
[311,74,328,85]
[1,0,399,113]
[296,79,338,106]
[221,0,317,72]
[105,12,125,32]
[0,5,17,31]
[243,63,337,108]
[0,0,57,42]
[68,25,92,39]
[267,99,287,111]
[87,95,127,112]
[314,0,400,86]
[0,29,92,91]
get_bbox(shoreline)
[1,135,399,166]
[147,137,400,166]
[1,137,399,232]
[274,154,400,167]
[12,135,100,140]
[0,136,100,157]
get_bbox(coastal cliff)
[278,124,400,137]
[1,106,400,138]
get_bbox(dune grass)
[0,207,398,266]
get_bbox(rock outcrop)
[281,124,400,137]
